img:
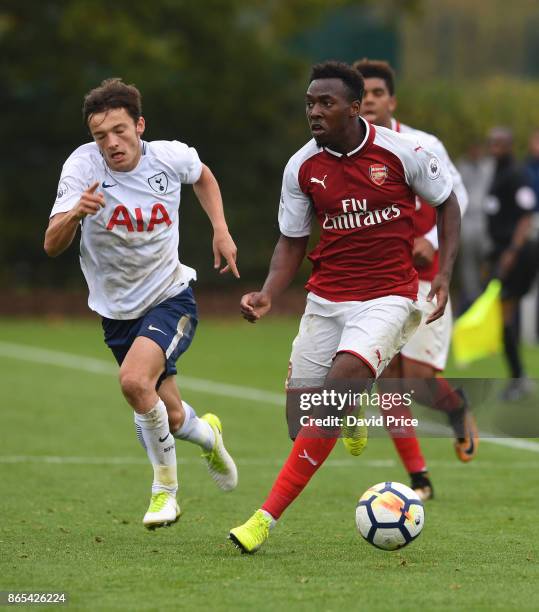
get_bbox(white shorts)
[288,292,422,381]
[400,280,452,371]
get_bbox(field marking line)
[0,340,283,407]
[0,455,537,469]
[1,340,538,454]
[0,455,394,468]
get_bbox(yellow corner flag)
[452,280,502,367]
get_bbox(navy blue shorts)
[102,287,198,386]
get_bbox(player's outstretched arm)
[426,191,461,324]
[44,181,105,257]
[193,164,239,278]
[241,234,308,323]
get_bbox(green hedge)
[397,77,539,158]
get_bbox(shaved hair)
[310,61,364,102]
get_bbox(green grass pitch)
[1,317,538,611]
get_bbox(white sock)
[134,399,178,495]
[173,401,215,452]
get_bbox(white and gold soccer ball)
[355,481,425,551]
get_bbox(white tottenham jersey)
[51,140,202,319]
[392,118,468,249]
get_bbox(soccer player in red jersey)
[228,61,461,553]
[351,59,478,501]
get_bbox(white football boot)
[200,413,238,492]
[143,491,181,530]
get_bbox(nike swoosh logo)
[148,325,167,335]
[102,182,116,188]
[159,434,170,442]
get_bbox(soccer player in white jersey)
[228,61,461,554]
[351,59,478,500]
[44,78,239,529]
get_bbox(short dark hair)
[352,59,396,96]
[83,78,142,126]
[310,61,364,103]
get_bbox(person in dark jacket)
[485,127,537,400]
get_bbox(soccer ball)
[355,481,424,551]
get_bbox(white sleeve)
[50,155,94,218]
[278,160,312,237]
[422,156,467,250]
[419,138,466,249]
[169,141,203,184]
[406,142,453,207]
[423,224,439,250]
[447,161,468,216]
[429,136,469,215]
[516,186,536,211]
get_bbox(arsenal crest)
[148,172,169,194]
[369,164,388,186]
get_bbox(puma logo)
[310,175,327,189]
[298,449,318,466]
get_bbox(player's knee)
[119,370,153,406]
[328,352,374,384]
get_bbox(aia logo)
[369,164,388,186]
[106,203,172,232]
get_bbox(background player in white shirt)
[229,61,461,554]
[44,78,239,529]
[353,59,478,500]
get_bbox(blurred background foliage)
[1,0,538,290]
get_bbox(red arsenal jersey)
[278,118,452,302]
